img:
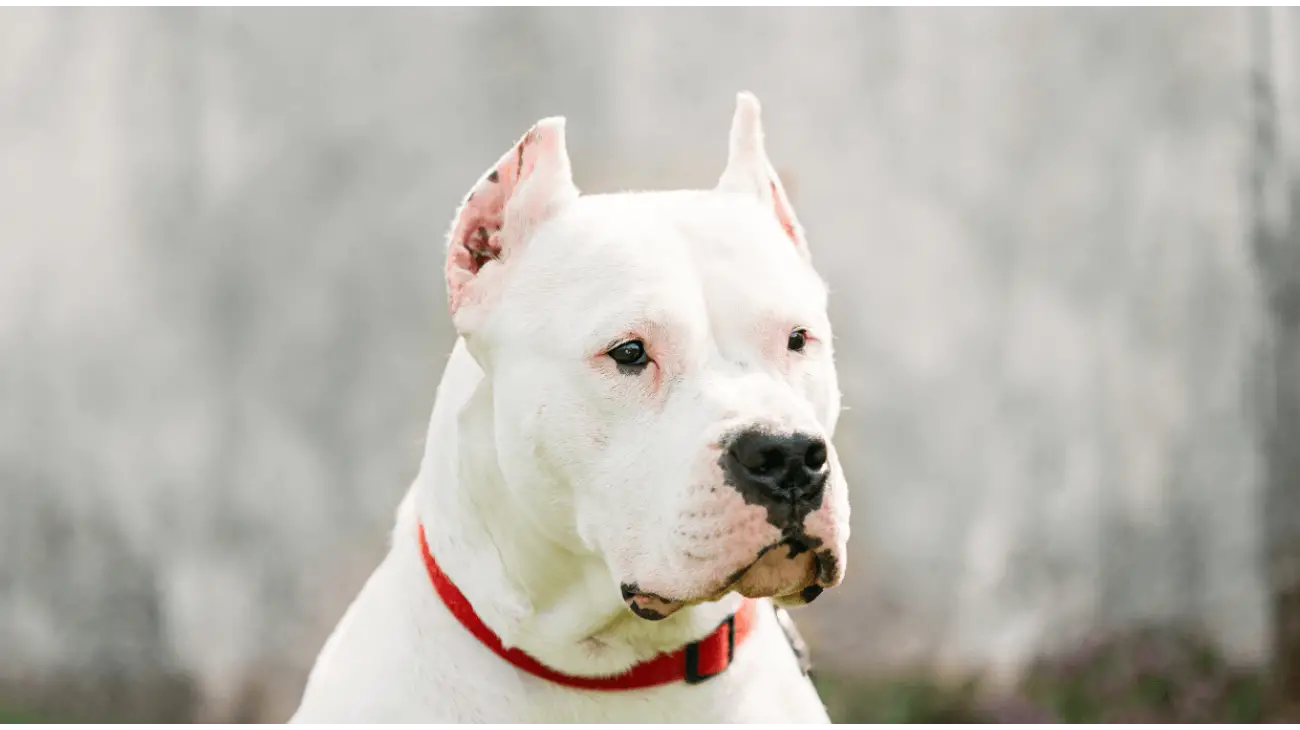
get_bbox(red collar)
[418,523,757,690]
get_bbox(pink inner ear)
[445,128,546,312]
[769,179,803,248]
[770,180,796,243]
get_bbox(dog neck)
[411,339,744,677]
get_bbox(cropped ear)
[715,92,809,258]
[444,117,579,327]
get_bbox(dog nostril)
[730,431,829,482]
[804,440,828,471]
[735,443,785,475]
[725,430,829,520]
[759,446,785,474]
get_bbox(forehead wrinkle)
[511,190,824,358]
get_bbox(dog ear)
[444,117,579,327]
[715,92,808,259]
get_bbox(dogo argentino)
[291,92,851,723]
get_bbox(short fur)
[291,92,850,723]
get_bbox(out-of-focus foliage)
[818,626,1280,723]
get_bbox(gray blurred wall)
[0,8,1271,721]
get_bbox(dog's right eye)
[608,340,649,370]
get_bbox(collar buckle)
[684,613,737,685]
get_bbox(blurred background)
[2,7,1299,723]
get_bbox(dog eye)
[608,340,649,369]
[788,329,808,353]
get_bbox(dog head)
[442,93,849,620]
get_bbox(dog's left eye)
[608,340,649,370]
[788,329,808,353]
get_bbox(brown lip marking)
[723,534,825,591]
[486,170,499,183]
[622,536,835,613]
[725,541,786,586]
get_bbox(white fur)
[291,93,848,723]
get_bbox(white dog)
[290,92,851,723]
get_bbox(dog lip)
[631,537,817,603]
[812,546,837,586]
[621,536,832,610]
[627,602,669,621]
[621,582,685,621]
[620,582,673,603]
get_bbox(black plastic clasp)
[684,614,736,685]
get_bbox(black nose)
[722,430,829,522]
